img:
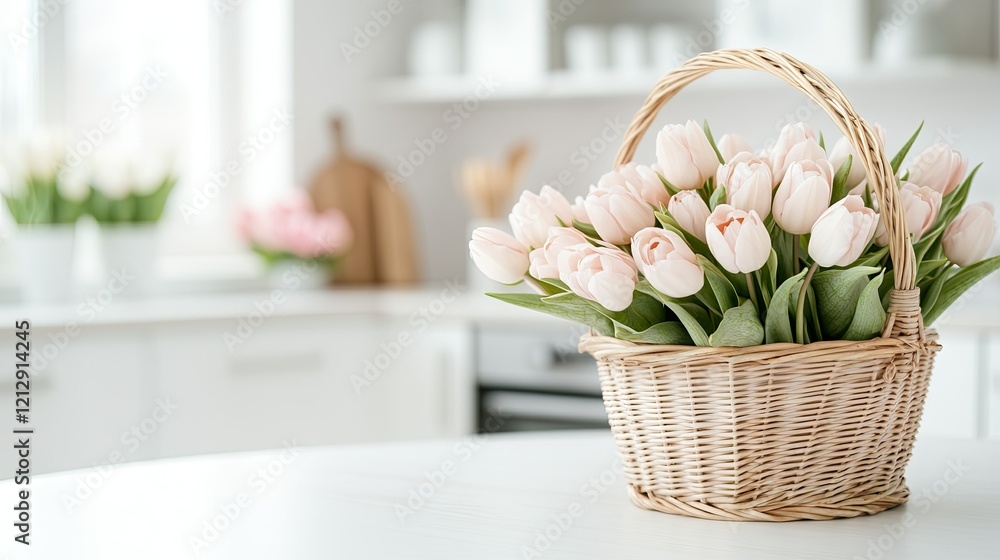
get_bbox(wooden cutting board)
[308,118,420,284]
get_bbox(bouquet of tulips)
[470,121,999,346]
[0,131,90,225]
[85,144,177,224]
[237,190,353,269]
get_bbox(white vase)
[266,259,331,290]
[98,224,160,297]
[14,224,78,303]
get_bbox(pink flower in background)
[238,190,353,259]
[908,143,968,196]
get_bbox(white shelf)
[374,61,1000,105]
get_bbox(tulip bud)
[717,134,754,162]
[584,184,654,245]
[907,143,968,196]
[509,185,575,249]
[773,159,835,234]
[718,152,773,219]
[769,123,826,180]
[655,120,720,190]
[557,243,638,312]
[876,182,942,246]
[631,227,704,298]
[469,227,530,285]
[808,195,879,267]
[666,190,711,242]
[829,124,885,195]
[528,227,589,280]
[705,205,772,274]
[943,202,996,267]
[598,162,670,208]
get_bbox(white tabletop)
[2,431,998,559]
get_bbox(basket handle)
[615,49,919,329]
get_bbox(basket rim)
[579,329,939,365]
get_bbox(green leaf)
[812,266,881,339]
[924,255,1000,325]
[654,210,713,257]
[916,258,949,281]
[703,120,726,164]
[754,249,778,308]
[572,219,600,239]
[530,277,568,296]
[696,255,737,313]
[486,292,615,336]
[593,289,665,331]
[636,280,710,346]
[614,321,692,345]
[938,163,981,228]
[655,172,681,196]
[709,300,764,347]
[843,271,887,341]
[830,154,853,203]
[765,269,808,344]
[853,246,889,268]
[818,131,826,151]
[919,265,951,314]
[708,184,727,210]
[890,121,923,174]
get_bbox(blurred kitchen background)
[2,0,999,475]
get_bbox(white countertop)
[2,282,1000,331]
[2,431,997,559]
[0,285,566,330]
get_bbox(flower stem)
[745,273,759,312]
[792,234,800,275]
[795,262,820,345]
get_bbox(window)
[2,0,293,273]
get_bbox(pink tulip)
[705,205,772,274]
[943,202,995,266]
[876,182,941,246]
[528,227,589,280]
[768,123,826,180]
[584,184,654,245]
[598,162,670,208]
[631,227,704,298]
[509,185,575,249]
[829,124,885,195]
[717,152,773,219]
[907,143,968,196]
[773,159,835,234]
[655,120,720,190]
[666,190,711,242]
[558,243,638,311]
[240,191,353,259]
[717,134,754,162]
[571,196,590,224]
[808,195,879,267]
[470,227,530,285]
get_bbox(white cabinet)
[151,316,474,460]
[921,327,981,438]
[2,312,474,474]
[0,326,151,475]
[988,329,1000,438]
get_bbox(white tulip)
[808,195,879,267]
[469,227,530,285]
[655,120,720,190]
[509,185,575,249]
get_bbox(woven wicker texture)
[580,49,941,522]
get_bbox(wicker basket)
[579,49,941,522]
